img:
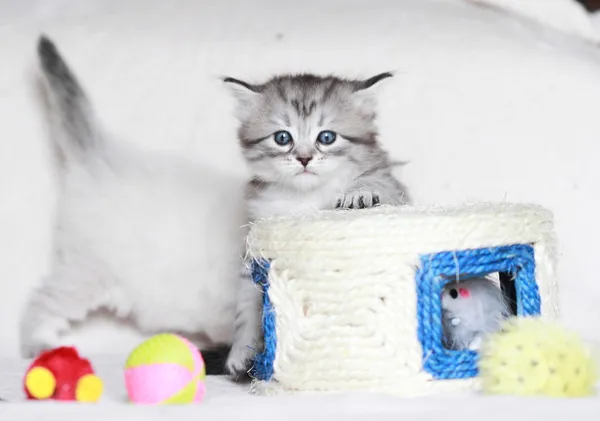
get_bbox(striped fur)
[224,73,410,377]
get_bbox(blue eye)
[273,131,293,145]
[317,130,337,145]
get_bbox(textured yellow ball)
[479,317,597,397]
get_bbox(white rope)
[248,203,559,396]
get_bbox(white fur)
[20,40,248,357]
[21,138,248,357]
[223,74,409,375]
[246,169,356,219]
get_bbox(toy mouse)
[441,277,510,351]
[24,346,103,402]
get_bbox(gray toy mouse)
[441,277,510,351]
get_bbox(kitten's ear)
[352,72,393,108]
[354,72,393,92]
[223,77,261,118]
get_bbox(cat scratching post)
[246,203,559,396]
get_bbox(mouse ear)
[458,288,470,298]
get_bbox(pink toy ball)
[124,333,206,404]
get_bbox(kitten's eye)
[273,131,293,146]
[316,130,337,145]
[449,289,458,299]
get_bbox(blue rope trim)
[416,244,541,380]
[251,259,276,381]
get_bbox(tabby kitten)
[223,73,410,376]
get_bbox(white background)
[1,0,599,362]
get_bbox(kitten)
[20,36,245,374]
[223,73,410,376]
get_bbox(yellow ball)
[125,334,206,404]
[479,317,597,397]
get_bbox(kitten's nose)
[296,156,313,167]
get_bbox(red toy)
[23,346,103,402]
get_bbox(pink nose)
[297,156,313,167]
[458,288,470,298]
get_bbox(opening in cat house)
[415,244,541,380]
[499,272,518,315]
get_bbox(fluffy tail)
[37,35,100,162]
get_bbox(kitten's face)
[225,73,391,191]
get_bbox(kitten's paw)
[225,344,255,382]
[336,190,380,209]
[20,327,62,358]
[20,316,69,358]
[21,342,51,359]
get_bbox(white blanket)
[1,355,600,420]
